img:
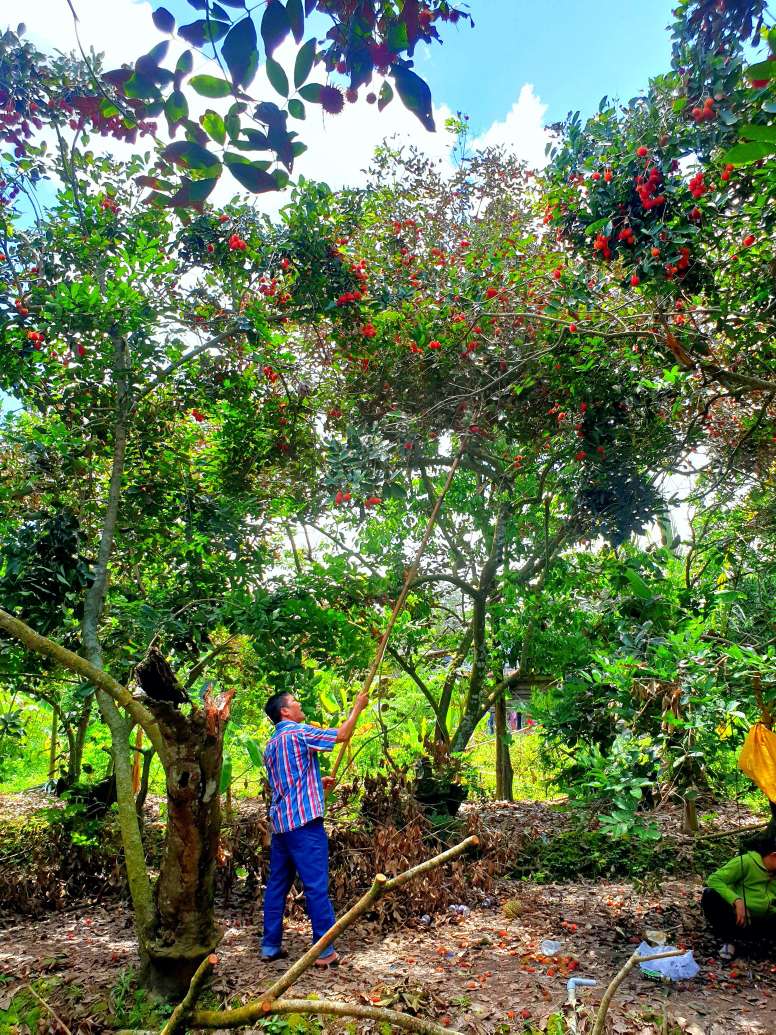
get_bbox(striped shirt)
[264,720,339,833]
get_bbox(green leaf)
[294,38,316,88]
[224,102,244,140]
[99,100,120,118]
[378,79,393,112]
[261,0,291,57]
[201,109,226,144]
[152,7,175,34]
[222,17,259,88]
[297,82,322,103]
[623,567,652,600]
[135,174,170,189]
[220,756,232,794]
[319,690,338,715]
[124,74,161,101]
[176,50,194,76]
[178,19,230,47]
[392,66,435,131]
[162,140,222,175]
[386,21,408,52]
[287,0,305,42]
[288,98,305,120]
[224,153,280,192]
[245,738,263,766]
[722,140,775,165]
[739,123,776,143]
[266,56,289,97]
[165,90,188,128]
[190,74,233,98]
[746,60,776,81]
[157,176,220,210]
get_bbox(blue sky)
[420,0,678,129]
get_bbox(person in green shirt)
[702,834,776,961]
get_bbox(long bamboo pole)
[328,446,465,787]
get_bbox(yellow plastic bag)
[739,723,776,801]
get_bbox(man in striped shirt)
[261,689,369,966]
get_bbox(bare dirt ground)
[1,797,775,1034]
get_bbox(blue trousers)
[262,818,337,959]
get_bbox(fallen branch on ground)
[591,948,685,1035]
[674,822,767,842]
[166,835,478,1034]
[158,953,217,1035]
[19,984,72,1035]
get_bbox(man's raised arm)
[335,691,369,743]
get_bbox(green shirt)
[707,851,776,916]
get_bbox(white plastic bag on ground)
[637,941,699,981]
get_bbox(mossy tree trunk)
[139,697,228,995]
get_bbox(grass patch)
[512,825,739,883]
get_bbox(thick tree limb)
[189,836,478,1030]
[134,330,237,405]
[700,363,776,395]
[249,999,462,1035]
[411,573,481,599]
[437,623,474,738]
[122,1002,458,1035]
[80,330,157,945]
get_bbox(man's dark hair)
[265,691,292,726]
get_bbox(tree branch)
[134,330,237,406]
[184,635,239,691]
[0,608,166,761]
[159,954,218,1035]
[592,949,684,1035]
[411,573,480,599]
[385,645,443,724]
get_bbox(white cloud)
[473,84,551,170]
[15,0,155,66]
